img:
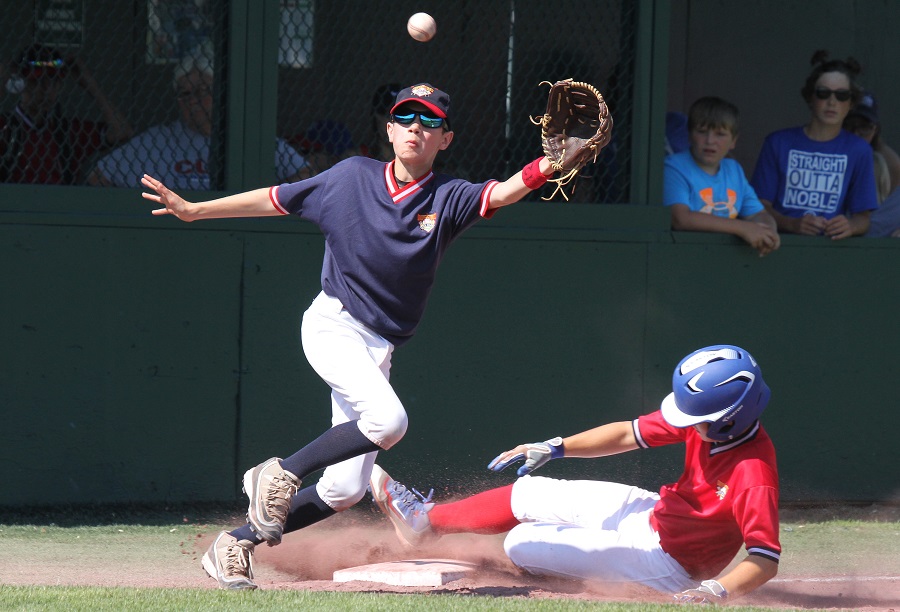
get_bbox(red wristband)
[522,156,549,190]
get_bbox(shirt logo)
[417,213,437,233]
[716,480,729,500]
[411,84,434,97]
[698,187,738,218]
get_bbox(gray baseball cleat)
[201,531,258,590]
[369,463,436,547]
[243,457,301,546]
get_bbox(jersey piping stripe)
[14,105,37,130]
[709,421,759,455]
[479,180,500,217]
[268,185,289,215]
[748,547,780,563]
[384,161,435,204]
[631,418,650,449]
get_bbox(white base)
[333,559,477,587]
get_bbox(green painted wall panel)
[237,230,331,468]
[2,211,899,506]
[1,226,244,504]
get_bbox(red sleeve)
[731,462,781,564]
[633,410,688,448]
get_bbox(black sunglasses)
[392,112,445,129]
[814,87,852,102]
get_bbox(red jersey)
[634,410,780,579]
[0,106,103,185]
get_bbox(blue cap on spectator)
[304,120,354,157]
[850,91,879,124]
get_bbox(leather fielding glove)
[487,437,564,477]
[536,79,613,201]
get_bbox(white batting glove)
[487,437,564,477]
[674,579,728,604]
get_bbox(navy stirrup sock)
[280,420,381,480]
[230,487,337,544]
[229,523,263,545]
[229,422,378,544]
[283,486,337,533]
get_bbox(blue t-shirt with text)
[750,126,878,219]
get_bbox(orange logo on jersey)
[699,187,738,218]
[716,480,729,500]
[418,213,437,233]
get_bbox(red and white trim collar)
[384,161,434,204]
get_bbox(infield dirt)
[2,503,898,610]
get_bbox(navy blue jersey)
[270,156,499,345]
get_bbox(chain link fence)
[2,0,636,203]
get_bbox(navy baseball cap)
[850,90,879,124]
[390,83,451,121]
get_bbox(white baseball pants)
[506,476,694,593]
[300,292,408,510]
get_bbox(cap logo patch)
[417,213,437,233]
[411,84,434,97]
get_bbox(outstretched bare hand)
[141,174,195,221]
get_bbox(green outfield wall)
[2,189,898,507]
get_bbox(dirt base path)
[3,505,898,611]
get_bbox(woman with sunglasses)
[751,50,878,240]
[140,82,566,590]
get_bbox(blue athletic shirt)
[663,150,764,218]
[270,156,499,346]
[750,126,878,219]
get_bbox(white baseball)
[407,12,437,42]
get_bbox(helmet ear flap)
[712,419,737,438]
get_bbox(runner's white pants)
[506,476,694,593]
[300,291,408,510]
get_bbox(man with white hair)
[88,50,307,188]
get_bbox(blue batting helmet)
[660,345,770,441]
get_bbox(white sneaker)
[369,464,435,547]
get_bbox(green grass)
[777,518,900,575]
[0,586,797,612]
[0,505,898,611]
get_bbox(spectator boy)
[664,97,779,256]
